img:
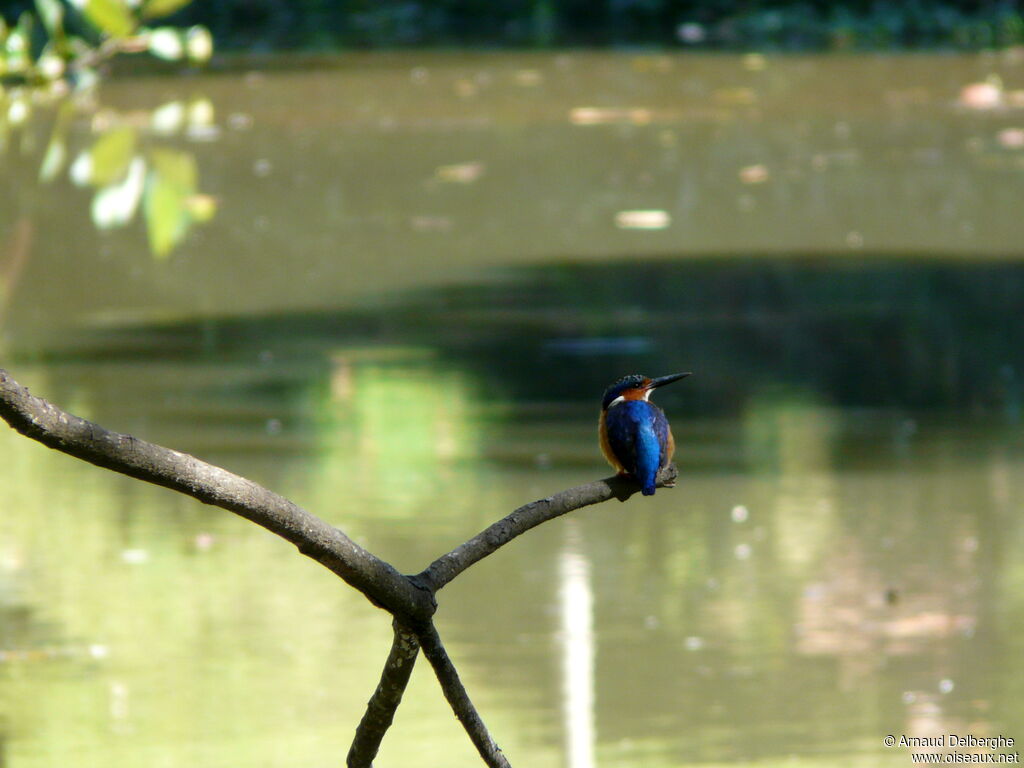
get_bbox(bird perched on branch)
[599,372,690,495]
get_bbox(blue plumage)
[604,400,669,495]
[599,372,690,496]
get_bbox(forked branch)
[347,621,421,768]
[0,366,676,767]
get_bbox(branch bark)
[416,465,678,592]
[418,622,511,768]
[347,621,421,768]
[0,368,435,625]
[1,366,676,768]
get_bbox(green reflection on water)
[310,355,482,518]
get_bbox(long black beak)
[648,372,692,389]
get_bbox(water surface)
[1,51,1023,768]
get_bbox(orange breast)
[599,410,626,473]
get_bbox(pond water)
[1,51,1023,768]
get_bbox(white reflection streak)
[559,523,595,768]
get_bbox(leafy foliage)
[58,98,220,259]
[0,0,212,87]
[0,0,216,260]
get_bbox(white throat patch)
[608,389,650,408]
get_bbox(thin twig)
[416,465,678,592]
[418,622,511,768]
[0,368,435,624]
[347,621,421,768]
[70,35,147,74]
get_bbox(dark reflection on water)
[26,256,1024,422]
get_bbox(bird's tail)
[638,457,659,496]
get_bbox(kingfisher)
[599,372,691,495]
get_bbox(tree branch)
[416,465,677,592]
[418,622,511,768]
[0,368,435,625]
[347,621,421,768]
[1,365,678,768]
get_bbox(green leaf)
[147,27,184,60]
[16,11,34,43]
[36,42,66,79]
[5,15,31,74]
[5,27,26,58]
[92,156,145,229]
[39,102,74,183]
[185,193,217,222]
[185,25,212,62]
[149,147,196,188]
[141,0,193,21]
[144,148,197,259]
[39,138,67,183]
[87,126,137,186]
[35,0,65,37]
[6,97,30,126]
[72,0,136,38]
